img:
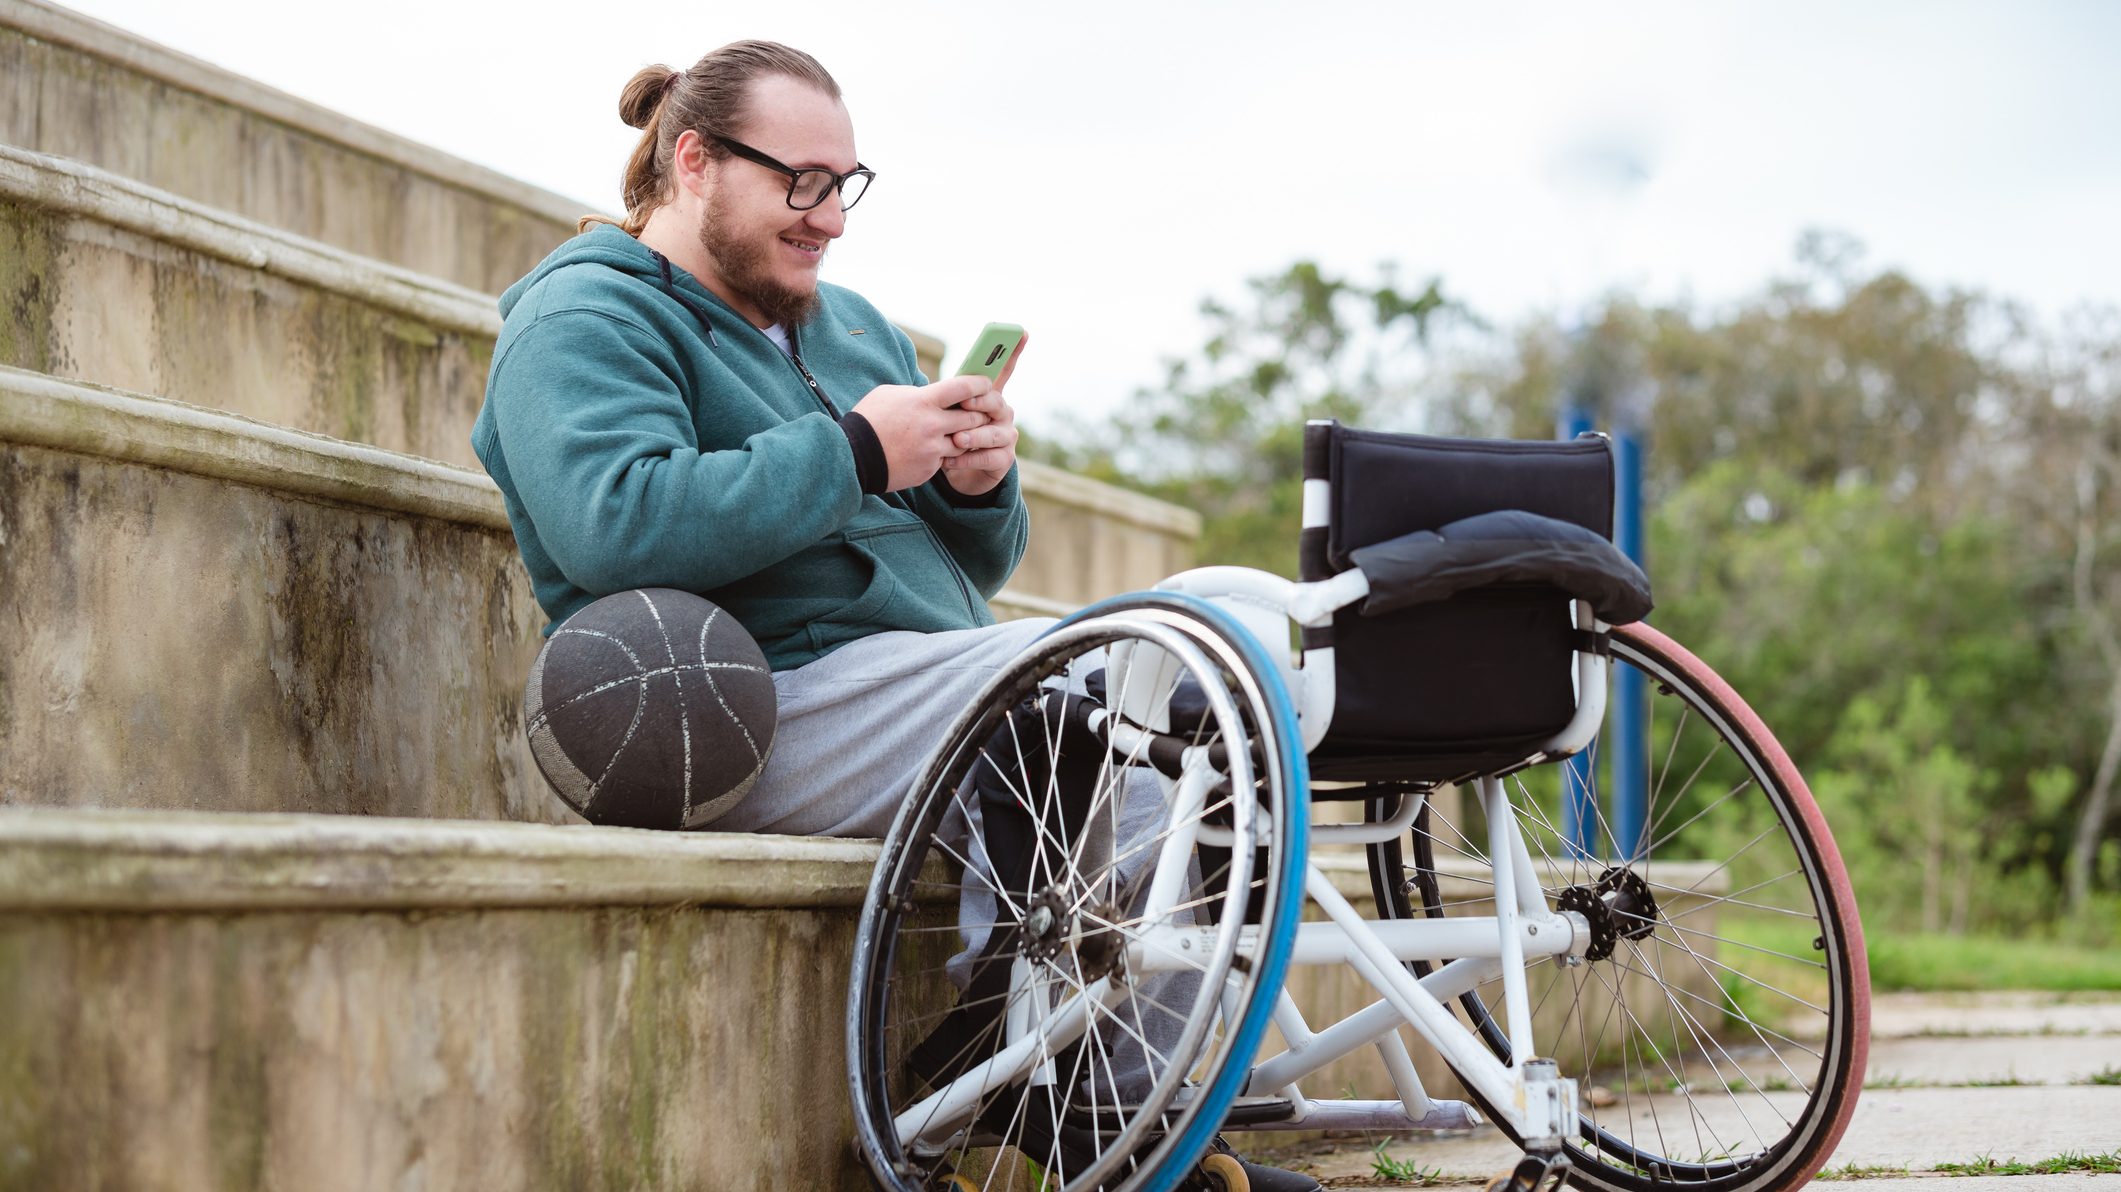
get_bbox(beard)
[699,194,822,328]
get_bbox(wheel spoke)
[1357,631,1861,1192]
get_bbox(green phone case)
[953,322,1025,380]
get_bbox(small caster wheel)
[1486,1154,1564,1192]
[932,1176,977,1192]
[1200,1152,1251,1191]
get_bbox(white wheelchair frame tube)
[1145,564,1606,1134]
[893,568,1604,1151]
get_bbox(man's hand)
[939,334,1026,497]
[852,374,996,492]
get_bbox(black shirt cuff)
[933,471,1010,508]
[838,412,888,496]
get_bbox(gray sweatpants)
[712,617,1192,1097]
[712,618,1057,839]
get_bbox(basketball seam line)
[550,625,650,812]
[638,590,696,823]
[697,607,765,767]
[522,661,769,732]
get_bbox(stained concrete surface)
[1266,990,2121,1188]
[0,437,562,821]
[0,900,955,1192]
[0,8,579,294]
[0,190,496,467]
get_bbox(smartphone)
[953,322,1026,381]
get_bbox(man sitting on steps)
[470,40,1319,1191]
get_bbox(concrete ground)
[1247,991,2121,1189]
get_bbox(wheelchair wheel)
[850,596,1308,1192]
[1367,621,1868,1192]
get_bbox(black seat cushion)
[1312,427,1616,785]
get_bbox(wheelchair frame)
[1149,566,1605,1151]
[887,573,1600,1153]
[850,427,1868,1192]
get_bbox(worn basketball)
[523,588,777,830]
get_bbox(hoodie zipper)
[788,327,981,621]
[644,252,977,617]
[785,329,843,418]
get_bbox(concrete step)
[0,143,500,469]
[0,365,558,820]
[0,806,949,1191]
[0,812,1755,1191]
[0,366,1154,818]
[1,0,584,296]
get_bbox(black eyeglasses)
[714,136,874,211]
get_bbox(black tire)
[1367,622,1869,1192]
[849,599,1307,1192]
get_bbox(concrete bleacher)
[0,143,502,467]
[0,4,1200,1188]
[0,809,963,1190]
[0,0,578,294]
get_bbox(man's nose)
[804,191,847,238]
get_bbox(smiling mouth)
[782,236,824,258]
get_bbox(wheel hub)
[1557,866,1661,962]
[1020,890,1130,982]
[1074,898,1127,982]
[1020,890,1070,962]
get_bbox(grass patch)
[1818,1150,2121,1179]
[2085,1065,2121,1086]
[1934,1149,2121,1176]
[1866,932,2121,992]
[1369,1140,1445,1184]
[1722,918,2121,994]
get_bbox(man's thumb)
[933,374,992,406]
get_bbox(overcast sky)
[59,0,2121,432]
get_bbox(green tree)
[1038,241,2121,936]
[1438,239,2120,935]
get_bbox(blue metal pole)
[1559,408,1599,861]
[1610,429,1649,861]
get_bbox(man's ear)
[671,129,715,200]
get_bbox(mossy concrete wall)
[0,181,495,469]
[0,372,557,820]
[0,811,957,1192]
[0,0,583,294]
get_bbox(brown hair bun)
[619,65,678,131]
[583,43,842,237]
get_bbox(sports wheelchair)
[847,423,1871,1192]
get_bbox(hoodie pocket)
[803,521,924,654]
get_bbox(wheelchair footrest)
[1223,1096,1300,1126]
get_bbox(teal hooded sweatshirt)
[471,225,1029,670]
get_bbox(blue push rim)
[1045,592,1310,1192]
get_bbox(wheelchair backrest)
[1300,421,1616,783]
